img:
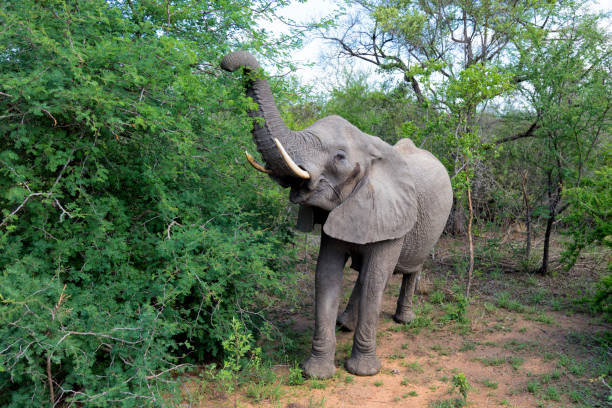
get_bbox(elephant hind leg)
[337,279,360,331]
[393,266,422,324]
[336,255,362,331]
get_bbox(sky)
[259,0,612,91]
[258,0,388,91]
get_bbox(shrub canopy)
[0,0,297,406]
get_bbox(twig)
[41,108,57,127]
[166,220,181,239]
[200,213,229,229]
[601,376,611,391]
[145,363,191,380]
[0,192,45,228]
[53,198,72,221]
[56,331,144,347]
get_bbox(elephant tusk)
[273,138,310,179]
[245,151,271,174]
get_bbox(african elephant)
[220,51,453,378]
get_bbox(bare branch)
[165,220,181,239]
[494,121,540,144]
[56,331,144,346]
[145,363,191,380]
[0,192,45,228]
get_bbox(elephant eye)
[334,151,347,162]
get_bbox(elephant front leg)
[345,239,403,376]
[393,267,421,324]
[303,234,347,379]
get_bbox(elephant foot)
[345,353,381,376]
[393,310,416,325]
[336,311,357,332]
[303,356,336,379]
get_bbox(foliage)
[280,73,422,145]
[441,293,469,324]
[563,164,612,320]
[511,6,612,273]
[215,317,262,393]
[452,372,471,402]
[0,0,299,406]
[322,0,611,278]
[287,363,305,386]
[562,165,612,267]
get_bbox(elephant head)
[221,51,417,245]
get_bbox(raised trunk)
[221,51,317,178]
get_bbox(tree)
[320,0,544,294]
[513,8,611,274]
[562,164,611,320]
[321,0,611,279]
[0,0,298,406]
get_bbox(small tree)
[514,9,611,274]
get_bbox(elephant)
[220,51,453,378]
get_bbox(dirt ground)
[181,236,611,408]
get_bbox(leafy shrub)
[452,372,470,403]
[562,165,612,321]
[287,363,305,386]
[0,1,297,406]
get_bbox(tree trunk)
[465,180,474,299]
[538,171,561,275]
[520,171,531,259]
[539,208,555,275]
[444,196,467,236]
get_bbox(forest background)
[0,0,610,406]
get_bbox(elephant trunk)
[221,51,317,179]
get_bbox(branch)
[145,363,191,380]
[494,121,539,144]
[406,74,426,105]
[165,220,181,239]
[0,192,45,228]
[41,108,57,127]
[47,354,55,404]
[53,198,72,221]
[56,330,144,346]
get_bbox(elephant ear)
[323,148,417,245]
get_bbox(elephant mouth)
[289,178,340,211]
[289,183,315,204]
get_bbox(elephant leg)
[393,267,422,324]
[303,234,347,379]
[337,261,362,332]
[345,238,403,376]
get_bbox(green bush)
[0,1,297,406]
[562,165,612,320]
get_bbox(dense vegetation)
[0,0,301,406]
[0,0,609,406]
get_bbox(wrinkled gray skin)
[221,51,453,378]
